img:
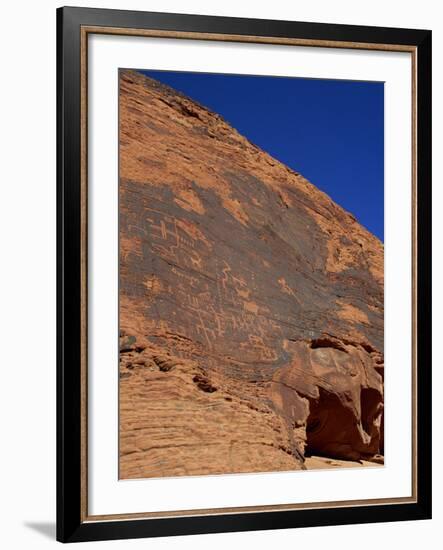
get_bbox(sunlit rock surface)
[118,70,384,479]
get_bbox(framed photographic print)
[57,6,432,543]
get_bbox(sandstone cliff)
[119,69,384,479]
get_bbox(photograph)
[118,68,385,480]
[0,1,435,547]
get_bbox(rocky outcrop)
[119,69,384,479]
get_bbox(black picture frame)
[57,6,432,543]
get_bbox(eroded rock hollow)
[119,70,384,479]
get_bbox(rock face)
[119,69,384,479]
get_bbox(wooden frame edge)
[81,25,417,52]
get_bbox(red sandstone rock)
[118,69,384,479]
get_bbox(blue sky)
[139,70,384,241]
